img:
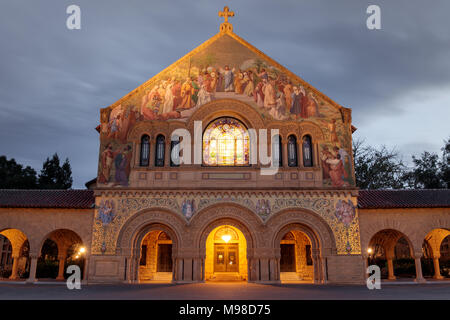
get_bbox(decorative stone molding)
[186,99,265,131]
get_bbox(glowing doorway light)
[221,234,232,243]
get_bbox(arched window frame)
[302,135,313,167]
[139,134,150,167]
[287,135,298,167]
[155,134,165,167]
[202,117,250,167]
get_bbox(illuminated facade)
[0,7,449,285]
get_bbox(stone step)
[209,272,243,282]
[280,272,301,281]
[152,272,172,281]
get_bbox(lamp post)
[367,247,373,266]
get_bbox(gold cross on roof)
[218,6,234,23]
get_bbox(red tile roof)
[358,189,450,209]
[0,190,95,209]
[0,189,448,210]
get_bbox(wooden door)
[157,244,172,272]
[280,244,296,272]
[214,244,239,272]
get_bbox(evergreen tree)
[0,156,38,189]
[38,153,73,189]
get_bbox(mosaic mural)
[96,33,355,187]
[92,193,361,255]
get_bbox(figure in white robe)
[196,84,213,107]
[160,81,174,115]
[220,66,235,92]
[263,80,276,110]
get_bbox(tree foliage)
[353,137,450,190]
[353,138,406,189]
[441,137,450,189]
[0,156,38,189]
[0,153,72,189]
[38,153,73,189]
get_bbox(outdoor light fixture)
[221,226,232,243]
[367,248,373,254]
[79,247,86,254]
[221,234,232,243]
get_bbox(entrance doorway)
[157,244,172,272]
[205,225,247,281]
[279,231,314,282]
[280,244,296,272]
[214,243,239,272]
[139,230,173,282]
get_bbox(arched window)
[140,135,150,166]
[302,135,313,167]
[272,135,282,167]
[203,117,250,166]
[170,135,180,167]
[287,135,298,167]
[155,135,165,167]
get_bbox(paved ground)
[0,281,449,300]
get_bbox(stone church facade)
[0,8,449,285]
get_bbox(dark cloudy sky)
[1,0,449,188]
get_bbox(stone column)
[149,139,155,168]
[201,258,205,281]
[414,254,426,283]
[56,255,66,280]
[312,253,319,284]
[9,255,20,280]
[282,142,288,168]
[176,258,184,282]
[362,254,368,282]
[193,257,202,282]
[165,141,171,167]
[249,257,259,282]
[321,256,328,284]
[387,258,396,280]
[26,255,38,283]
[432,255,443,280]
[124,255,132,283]
[313,143,319,167]
[183,258,193,282]
[269,258,277,282]
[276,257,281,281]
[259,258,269,282]
[82,256,89,284]
[297,140,303,168]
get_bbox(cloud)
[0,0,449,187]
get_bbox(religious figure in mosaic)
[335,199,355,226]
[97,200,116,226]
[181,199,196,219]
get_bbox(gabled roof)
[0,189,95,209]
[103,22,347,114]
[358,189,450,209]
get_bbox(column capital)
[385,253,396,260]
[413,252,423,259]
